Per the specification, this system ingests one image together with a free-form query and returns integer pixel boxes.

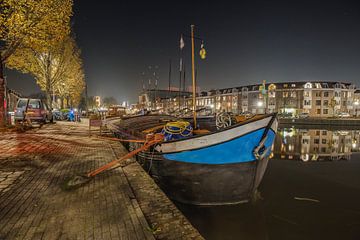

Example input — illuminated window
[316,109,321,114]
[323,109,328,114]
[322,139,327,144]
[323,100,328,106]
[304,82,312,88]
[283,92,289,97]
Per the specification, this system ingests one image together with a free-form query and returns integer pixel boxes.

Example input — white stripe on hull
[157,116,275,153]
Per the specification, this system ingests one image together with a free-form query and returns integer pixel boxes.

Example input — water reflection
[275,127,360,161]
[176,126,360,240]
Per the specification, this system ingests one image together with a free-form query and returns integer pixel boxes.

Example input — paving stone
[0,121,203,240]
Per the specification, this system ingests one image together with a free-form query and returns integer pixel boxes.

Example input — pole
[179,62,182,110]
[0,54,5,126]
[183,64,186,108]
[168,60,171,111]
[191,25,197,128]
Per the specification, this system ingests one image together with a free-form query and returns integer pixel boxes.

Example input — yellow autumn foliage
[7,36,85,107]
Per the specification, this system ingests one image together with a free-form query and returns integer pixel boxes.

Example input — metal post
[191,25,197,128]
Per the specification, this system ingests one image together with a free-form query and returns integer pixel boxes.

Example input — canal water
[176,126,360,240]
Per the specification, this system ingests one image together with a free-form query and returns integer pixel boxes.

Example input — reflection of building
[141,81,357,117]
[274,128,357,161]
[94,96,101,108]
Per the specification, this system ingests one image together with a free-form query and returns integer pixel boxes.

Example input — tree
[54,38,85,108]
[0,0,73,125]
[7,36,82,107]
[103,97,118,108]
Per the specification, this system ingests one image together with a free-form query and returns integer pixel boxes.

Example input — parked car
[298,112,309,119]
[337,112,350,118]
[14,98,53,124]
[278,112,293,119]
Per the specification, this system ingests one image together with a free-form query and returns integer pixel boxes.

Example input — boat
[107,25,278,205]
[109,112,278,205]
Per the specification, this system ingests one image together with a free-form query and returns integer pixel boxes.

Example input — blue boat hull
[137,125,276,205]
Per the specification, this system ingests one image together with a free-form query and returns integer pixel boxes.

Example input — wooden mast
[191,25,197,128]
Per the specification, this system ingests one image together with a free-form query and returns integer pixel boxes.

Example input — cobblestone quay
[0,121,203,240]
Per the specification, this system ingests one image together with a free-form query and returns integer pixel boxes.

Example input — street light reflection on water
[176,126,360,240]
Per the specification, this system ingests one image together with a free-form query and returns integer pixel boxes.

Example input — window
[291,91,296,98]
[304,91,310,97]
[283,92,289,97]
[315,91,321,97]
[322,139,327,144]
[322,130,327,135]
[302,139,309,144]
[316,130,320,136]
[304,100,311,105]
[283,84,288,88]
[316,100,321,106]
[324,92,329,97]
[323,109,328,114]
[317,109,321,114]
[314,139,320,144]
[323,100,328,106]
[28,100,41,109]
[291,83,296,87]
[321,147,326,153]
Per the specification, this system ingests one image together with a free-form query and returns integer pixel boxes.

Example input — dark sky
[6,0,360,103]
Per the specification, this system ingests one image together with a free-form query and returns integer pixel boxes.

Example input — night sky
[6,0,360,103]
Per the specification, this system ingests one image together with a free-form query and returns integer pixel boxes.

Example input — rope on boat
[161,121,193,141]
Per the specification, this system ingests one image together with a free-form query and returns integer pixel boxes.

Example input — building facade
[148,81,357,117]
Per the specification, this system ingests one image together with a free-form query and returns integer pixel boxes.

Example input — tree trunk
[0,55,5,127]
[45,77,52,108]
[60,97,64,109]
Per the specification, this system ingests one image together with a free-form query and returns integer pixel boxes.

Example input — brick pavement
[0,121,203,240]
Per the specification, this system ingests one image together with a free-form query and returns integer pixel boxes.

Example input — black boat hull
[137,154,270,205]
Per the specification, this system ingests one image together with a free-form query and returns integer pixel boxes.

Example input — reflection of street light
[257,101,263,107]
